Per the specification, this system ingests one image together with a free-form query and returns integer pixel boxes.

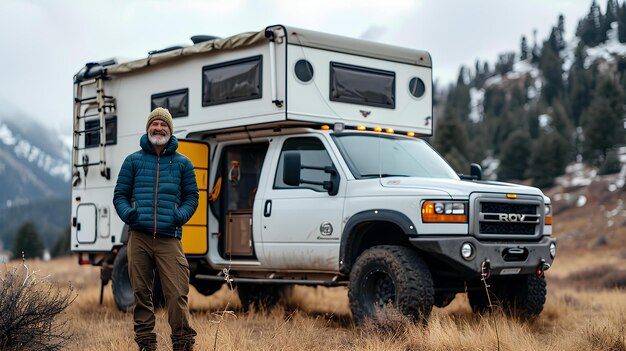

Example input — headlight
[545,204,552,225]
[550,242,556,258]
[422,201,468,223]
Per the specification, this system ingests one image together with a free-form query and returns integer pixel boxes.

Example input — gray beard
[148,133,170,146]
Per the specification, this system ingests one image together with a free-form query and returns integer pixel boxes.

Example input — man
[113,107,199,351]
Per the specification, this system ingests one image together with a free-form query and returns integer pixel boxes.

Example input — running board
[193,274,347,287]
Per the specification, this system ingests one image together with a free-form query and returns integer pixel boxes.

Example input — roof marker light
[407,132,415,137]
[506,193,517,199]
[385,128,395,134]
[357,125,367,131]
[321,125,330,130]
[373,127,382,132]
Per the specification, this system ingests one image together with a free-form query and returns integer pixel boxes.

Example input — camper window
[151,88,189,117]
[202,55,262,106]
[330,62,395,109]
[84,115,117,148]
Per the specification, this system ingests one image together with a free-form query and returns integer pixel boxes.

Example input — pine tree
[483,86,506,118]
[442,147,469,174]
[496,52,516,75]
[548,27,561,52]
[51,226,71,258]
[578,0,606,46]
[549,98,574,143]
[567,42,595,126]
[532,29,541,63]
[619,0,626,42]
[474,60,487,88]
[593,0,607,43]
[12,222,44,259]
[581,75,625,164]
[528,132,570,188]
[557,14,566,50]
[520,36,529,61]
[448,67,472,120]
[433,107,471,169]
[540,40,564,104]
[497,130,532,180]
[602,0,619,36]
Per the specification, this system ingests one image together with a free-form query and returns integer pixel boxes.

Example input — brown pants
[128,230,196,350]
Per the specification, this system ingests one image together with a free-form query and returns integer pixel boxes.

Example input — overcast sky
[0,0,592,136]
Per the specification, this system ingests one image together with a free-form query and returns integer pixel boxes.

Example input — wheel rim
[363,268,396,312]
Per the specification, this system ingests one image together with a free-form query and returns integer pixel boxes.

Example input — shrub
[0,262,76,350]
[567,265,626,290]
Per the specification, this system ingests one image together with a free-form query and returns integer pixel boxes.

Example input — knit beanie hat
[146,107,174,132]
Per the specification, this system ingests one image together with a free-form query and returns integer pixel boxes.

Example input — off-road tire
[348,245,434,325]
[502,274,547,319]
[468,274,546,319]
[191,279,224,296]
[237,284,292,312]
[434,292,457,308]
[112,246,165,312]
[467,285,493,314]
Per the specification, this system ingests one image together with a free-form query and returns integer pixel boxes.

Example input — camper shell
[71,25,555,323]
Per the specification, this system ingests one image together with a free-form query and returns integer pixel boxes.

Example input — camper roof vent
[148,45,187,55]
[190,35,220,44]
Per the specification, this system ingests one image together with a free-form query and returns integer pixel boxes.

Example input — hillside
[433,0,626,189]
[548,162,626,252]
[0,112,71,252]
[0,114,70,207]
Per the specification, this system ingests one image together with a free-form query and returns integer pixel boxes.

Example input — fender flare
[339,209,417,274]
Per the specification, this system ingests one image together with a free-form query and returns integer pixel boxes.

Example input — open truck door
[177,139,210,256]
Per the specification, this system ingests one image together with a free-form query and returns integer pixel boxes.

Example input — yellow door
[177,139,210,256]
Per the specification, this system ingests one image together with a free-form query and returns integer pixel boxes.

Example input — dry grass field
[7,245,625,351]
[3,176,625,350]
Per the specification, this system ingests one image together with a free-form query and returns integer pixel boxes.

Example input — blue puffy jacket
[113,134,199,239]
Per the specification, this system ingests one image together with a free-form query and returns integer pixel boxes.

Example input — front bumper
[409,236,555,277]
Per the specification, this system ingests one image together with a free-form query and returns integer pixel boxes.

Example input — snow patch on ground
[576,195,587,207]
[585,23,626,68]
[555,163,598,188]
[469,88,484,123]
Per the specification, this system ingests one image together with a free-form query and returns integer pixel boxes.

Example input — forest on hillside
[433,0,626,188]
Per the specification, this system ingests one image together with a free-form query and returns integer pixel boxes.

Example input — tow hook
[481,259,491,279]
[536,259,551,277]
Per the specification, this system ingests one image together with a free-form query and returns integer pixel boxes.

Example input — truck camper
[71,25,555,323]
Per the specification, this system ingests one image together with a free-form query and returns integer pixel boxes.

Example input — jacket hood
[140,134,178,156]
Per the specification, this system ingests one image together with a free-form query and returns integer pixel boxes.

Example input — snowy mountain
[461,21,626,181]
[0,112,71,208]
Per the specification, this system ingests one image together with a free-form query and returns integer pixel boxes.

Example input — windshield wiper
[359,174,410,178]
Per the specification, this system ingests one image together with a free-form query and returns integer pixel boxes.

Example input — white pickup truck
[70,24,556,323]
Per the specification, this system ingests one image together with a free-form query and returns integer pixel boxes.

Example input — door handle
[264,200,272,217]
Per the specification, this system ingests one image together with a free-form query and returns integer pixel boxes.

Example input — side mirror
[283,151,302,186]
[282,150,340,195]
[470,163,482,181]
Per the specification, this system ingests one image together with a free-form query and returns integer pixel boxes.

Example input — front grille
[477,200,540,236]
[479,222,536,235]
[481,202,536,214]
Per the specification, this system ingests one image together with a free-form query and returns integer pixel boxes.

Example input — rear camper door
[177,139,210,256]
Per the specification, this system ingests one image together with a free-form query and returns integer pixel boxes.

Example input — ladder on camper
[72,77,116,182]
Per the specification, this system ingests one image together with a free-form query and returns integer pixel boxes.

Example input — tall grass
[4,255,625,351]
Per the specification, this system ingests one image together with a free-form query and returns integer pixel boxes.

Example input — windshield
[332,133,459,179]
